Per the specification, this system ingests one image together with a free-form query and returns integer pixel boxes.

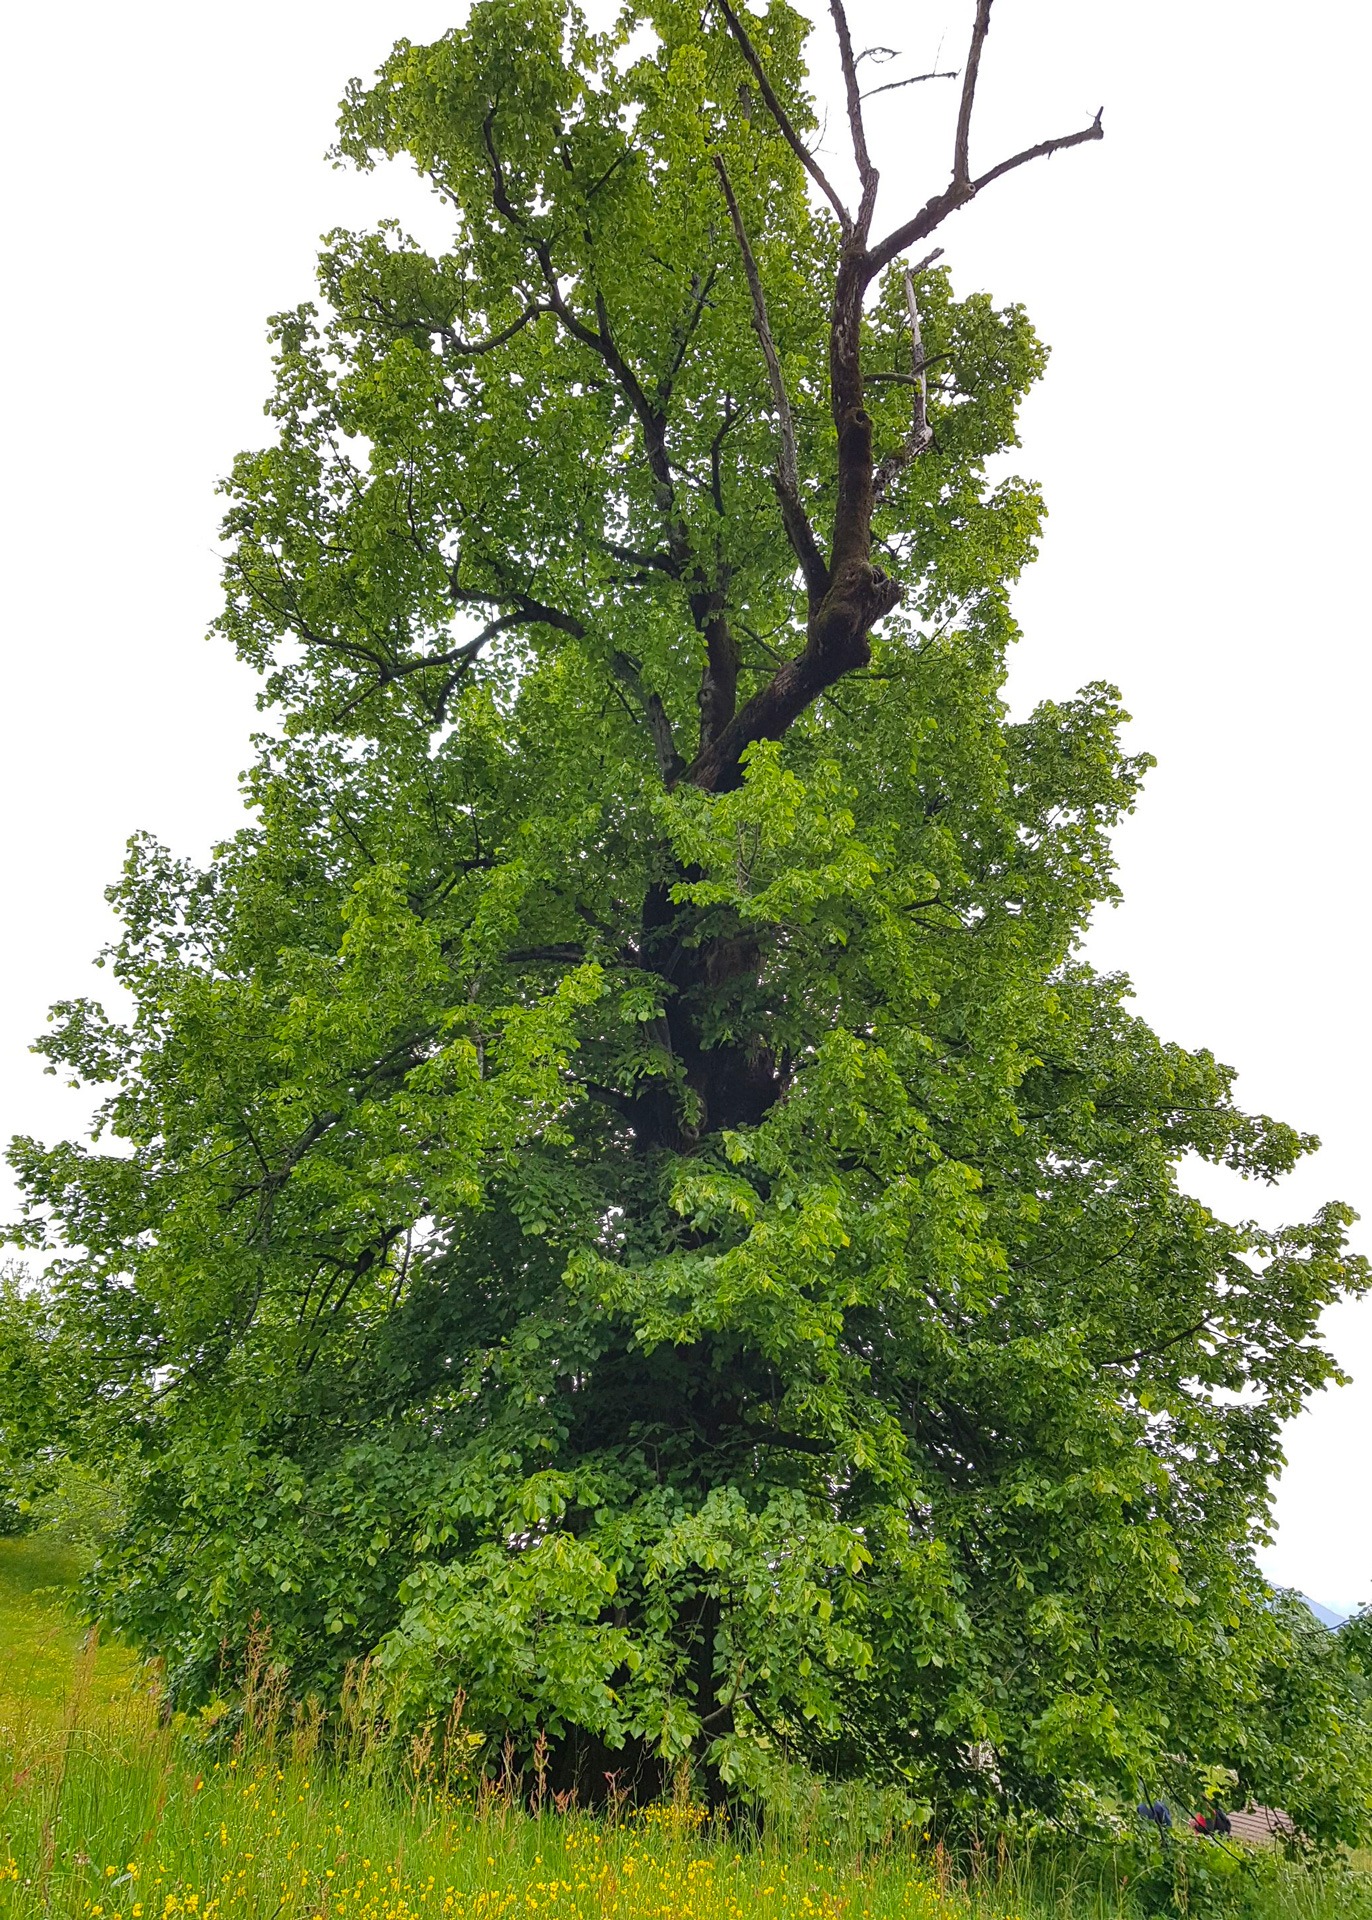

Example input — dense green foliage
[5,0,1369,1842]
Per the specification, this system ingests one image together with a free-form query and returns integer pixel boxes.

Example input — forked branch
[866,101,1103,275]
[687,0,1103,793]
[431,595,587,724]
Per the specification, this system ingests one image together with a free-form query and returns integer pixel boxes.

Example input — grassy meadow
[0,1537,1367,1920]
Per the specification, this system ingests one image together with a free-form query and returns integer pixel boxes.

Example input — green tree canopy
[8,0,1368,1837]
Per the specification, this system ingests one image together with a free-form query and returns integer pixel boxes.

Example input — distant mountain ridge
[1300,1594,1352,1629]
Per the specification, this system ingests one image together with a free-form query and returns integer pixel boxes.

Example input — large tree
[9,0,1368,1833]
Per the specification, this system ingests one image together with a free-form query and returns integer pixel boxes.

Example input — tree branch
[954,0,995,190]
[708,396,746,516]
[873,259,939,503]
[683,566,896,793]
[861,69,958,101]
[659,265,720,406]
[1101,1317,1211,1371]
[865,107,1103,278]
[602,540,681,577]
[864,0,1102,281]
[692,591,741,754]
[459,583,587,641]
[748,1428,829,1457]
[431,586,588,723]
[970,113,1105,194]
[325,596,573,728]
[866,356,950,387]
[611,651,686,785]
[439,303,546,359]
[505,945,587,965]
[713,0,851,232]
[829,0,878,236]
[480,107,675,500]
[713,155,829,610]
[681,0,1101,793]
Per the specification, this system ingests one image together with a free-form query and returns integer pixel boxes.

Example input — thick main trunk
[543,1726,668,1809]
[694,600,739,754]
[630,884,784,1148]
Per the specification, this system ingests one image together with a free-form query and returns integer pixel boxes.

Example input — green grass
[0,1536,1365,1920]
[0,1537,148,1740]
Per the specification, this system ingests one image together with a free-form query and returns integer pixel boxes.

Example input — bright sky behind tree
[1,0,1368,1606]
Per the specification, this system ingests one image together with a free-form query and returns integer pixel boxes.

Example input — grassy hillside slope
[0,1538,146,1740]
[0,1537,1364,1920]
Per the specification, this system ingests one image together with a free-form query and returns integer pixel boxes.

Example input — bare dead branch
[905,264,935,431]
[954,0,995,190]
[713,0,851,232]
[713,154,829,608]
[861,70,959,101]
[683,5,1101,794]
[828,0,878,234]
[874,264,938,503]
[972,111,1105,192]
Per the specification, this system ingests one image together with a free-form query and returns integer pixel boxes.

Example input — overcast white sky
[2,2,1367,1606]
